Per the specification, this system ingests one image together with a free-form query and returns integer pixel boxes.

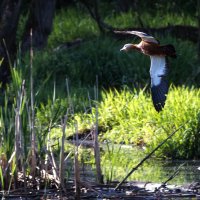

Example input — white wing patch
[150,56,167,86]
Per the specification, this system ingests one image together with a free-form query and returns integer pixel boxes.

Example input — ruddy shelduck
[115,30,176,112]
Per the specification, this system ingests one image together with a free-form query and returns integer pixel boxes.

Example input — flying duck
[115,30,176,112]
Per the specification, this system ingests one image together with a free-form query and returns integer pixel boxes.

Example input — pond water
[79,142,200,186]
[122,159,200,185]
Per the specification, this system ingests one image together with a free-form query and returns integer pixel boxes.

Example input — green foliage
[16,13,29,43]
[12,4,200,170]
[71,86,200,159]
[36,98,67,150]
[15,0,198,50]
[48,7,99,48]
[47,4,197,49]
[20,5,198,102]
[29,35,199,96]
[101,144,144,182]
[0,63,31,189]
[1,0,199,190]
[105,10,196,28]
[0,165,4,189]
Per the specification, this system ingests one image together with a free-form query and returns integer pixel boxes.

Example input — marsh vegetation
[0,0,200,199]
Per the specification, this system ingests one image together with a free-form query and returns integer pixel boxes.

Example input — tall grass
[0,51,73,191]
[0,66,28,189]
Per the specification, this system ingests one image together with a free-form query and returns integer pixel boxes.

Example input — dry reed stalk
[50,142,60,184]
[15,108,20,177]
[43,121,60,190]
[64,151,72,162]
[66,78,74,114]
[44,148,60,186]
[93,76,103,184]
[44,120,60,188]
[3,152,15,177]
[63,131,92,164]
[19,81,27,192]
[158,162,186,190]
[74,122,81,200]
[14,80,26,187]
[30,29,36,177]
[59,114,67,188]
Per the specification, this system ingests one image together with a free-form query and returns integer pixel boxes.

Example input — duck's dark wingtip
[151,80,169,112]
[154,103,164,112]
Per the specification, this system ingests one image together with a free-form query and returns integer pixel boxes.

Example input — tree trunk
[22,0,56,52]
[0,0,22,86]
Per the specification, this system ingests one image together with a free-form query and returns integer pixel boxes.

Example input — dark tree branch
[79,0,114,32]
[80,0,198,44]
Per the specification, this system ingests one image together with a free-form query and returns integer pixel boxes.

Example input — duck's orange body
[115,30,177,112]
[125,41,176,58]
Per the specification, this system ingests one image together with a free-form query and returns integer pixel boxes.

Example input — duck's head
[120,43,136,52]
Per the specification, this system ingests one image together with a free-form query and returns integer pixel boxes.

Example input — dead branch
[93,76,103,184]
[74,122,81,200]
[30,29,37,177]
[79,0,114,32]
[59,114,68,187]
[157,162,186,190]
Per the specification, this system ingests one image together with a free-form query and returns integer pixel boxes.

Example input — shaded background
[0,0,199,90]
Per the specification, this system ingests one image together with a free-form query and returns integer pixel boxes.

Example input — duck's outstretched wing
[150,56,169,112]
[114,30,159,44]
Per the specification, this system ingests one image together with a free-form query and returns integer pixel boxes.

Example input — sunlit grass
[69,86,200,159]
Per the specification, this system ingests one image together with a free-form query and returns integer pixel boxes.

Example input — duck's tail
[162,44,177,58]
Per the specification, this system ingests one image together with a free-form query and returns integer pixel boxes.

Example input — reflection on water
[76,141,200,185]
[83,143,200,185]
[128,159,200,185]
